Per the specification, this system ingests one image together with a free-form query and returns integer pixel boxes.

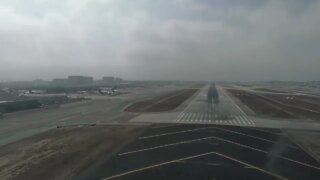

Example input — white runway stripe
[247,117,255,125]
[235,116,241,124]
[191,113,196,121]
[179,113,186,121]
[202,113,206,121]
[176,113,184,122]
[186,113,192,121]
[195,113,201,121]
[176,111,255,126]
[206,112,210,120]
[238,116,247,125]
[245,116,253,125]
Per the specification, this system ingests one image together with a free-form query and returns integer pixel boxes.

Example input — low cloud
[0,0,319,81]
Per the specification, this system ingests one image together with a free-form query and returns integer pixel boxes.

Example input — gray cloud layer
[0,0,319,81]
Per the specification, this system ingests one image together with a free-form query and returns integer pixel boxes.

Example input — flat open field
[228,89,320,120]
[253,88,286,93]
[0,125,146,180]
[263,94,320,119]
[125,89,198,112]
[227,89,294,118]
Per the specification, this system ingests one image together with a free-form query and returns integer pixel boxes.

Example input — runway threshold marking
[174,112,183,122]
[103,151,287,180]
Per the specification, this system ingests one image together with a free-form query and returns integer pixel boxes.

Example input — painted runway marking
[104,152,216,180]
[135,135,318,170]
[208,126,297,149]
[104,151,287,180]
[152,124,182,129]
[139,126,216,140]
[176,113,256,126]
[119,137,215,156]
[249,127,285,136]
[213,152,288,180]
[219,87,247,116]
[212,136,320,170]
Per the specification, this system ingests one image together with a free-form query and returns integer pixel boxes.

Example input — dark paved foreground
[80,124,320,180]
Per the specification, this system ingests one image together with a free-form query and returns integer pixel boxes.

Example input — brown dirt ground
[125,89,198,112]
[264,94,320,113]
[228,89,320,120]
[0,125,147,180]
[227,89,294,118]
[254,88,286,93]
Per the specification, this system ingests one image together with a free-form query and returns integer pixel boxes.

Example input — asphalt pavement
[81,124,320,180]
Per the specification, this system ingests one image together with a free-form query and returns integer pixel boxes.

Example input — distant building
[115,77,123,82]
[67,76,93,85]
[32,79,49,86]
[102,76,115,82]
[52,78,69,86]
[52,76,93,86]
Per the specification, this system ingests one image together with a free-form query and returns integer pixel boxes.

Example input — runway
[131,85,320,131]
[131,85,255,126]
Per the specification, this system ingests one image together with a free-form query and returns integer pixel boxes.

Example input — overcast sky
[0,0,320,81]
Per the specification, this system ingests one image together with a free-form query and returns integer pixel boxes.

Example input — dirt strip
[0,125,147,180]
[125,89,198,112]
[228,89,320,120]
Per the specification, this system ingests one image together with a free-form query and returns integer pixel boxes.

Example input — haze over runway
[1,0,320,179]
